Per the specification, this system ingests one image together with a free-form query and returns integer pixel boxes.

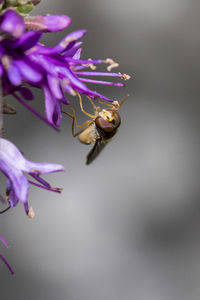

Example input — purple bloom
[0,138,64,216]
[0,9,130,128]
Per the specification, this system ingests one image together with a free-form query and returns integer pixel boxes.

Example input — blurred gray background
[1,0,200,299]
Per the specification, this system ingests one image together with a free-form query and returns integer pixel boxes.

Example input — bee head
[95,109,121,133]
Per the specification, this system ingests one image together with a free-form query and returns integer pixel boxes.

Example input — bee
[63,93,128,164]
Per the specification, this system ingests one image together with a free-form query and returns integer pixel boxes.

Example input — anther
[121,73,131,80]
[27,207,35,219]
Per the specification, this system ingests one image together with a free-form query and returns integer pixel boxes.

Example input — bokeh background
[1,0,200,299]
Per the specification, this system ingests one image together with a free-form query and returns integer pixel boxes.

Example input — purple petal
[0,9,25,38]
[7,62,22,86]
[62,42,82,57]
[58,30,86,52]
[15,60,42,83]
[18,87,34,101]
[12,31,42,51]
[43,85,57,125]
[40,15,71,32]
[47,75,63,99]
[6,170,29,205]
[25,160,65,174]
[0,64,3,76]
[36,30,86,55]
[0,138,29,172]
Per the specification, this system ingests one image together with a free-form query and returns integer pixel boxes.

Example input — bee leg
[98,99,114,108]
[86,96,99,116]
[72,121,94,138]
[98,94,130,110]
[62,107,94,137]
[76,92,96,119]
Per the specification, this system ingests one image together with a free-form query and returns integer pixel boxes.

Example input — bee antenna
[119,94,130,108]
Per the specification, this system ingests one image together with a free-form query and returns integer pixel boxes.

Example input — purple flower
[0,9,130,128]
[0,138,64,217]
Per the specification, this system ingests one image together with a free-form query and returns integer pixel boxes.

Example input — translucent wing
[86,139,107,165]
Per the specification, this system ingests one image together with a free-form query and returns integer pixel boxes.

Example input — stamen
[0,234,9,248]
[75,71,123,77]
[82,59,96,70]
[79,78,124,87]
[28,180,62,193]
[0,254,14,275]
[104,58,119,71]
[27,207,35,219]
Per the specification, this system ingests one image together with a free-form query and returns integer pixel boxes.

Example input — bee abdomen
[78,124,98,145]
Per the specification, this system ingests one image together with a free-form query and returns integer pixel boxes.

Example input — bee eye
[111,110,121,128]
[95,110,121,133]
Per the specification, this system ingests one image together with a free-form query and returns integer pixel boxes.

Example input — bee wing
[86,139,107,165]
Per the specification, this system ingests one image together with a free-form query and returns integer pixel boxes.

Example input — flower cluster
[0,1,130,274]
[0,9,129,128]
